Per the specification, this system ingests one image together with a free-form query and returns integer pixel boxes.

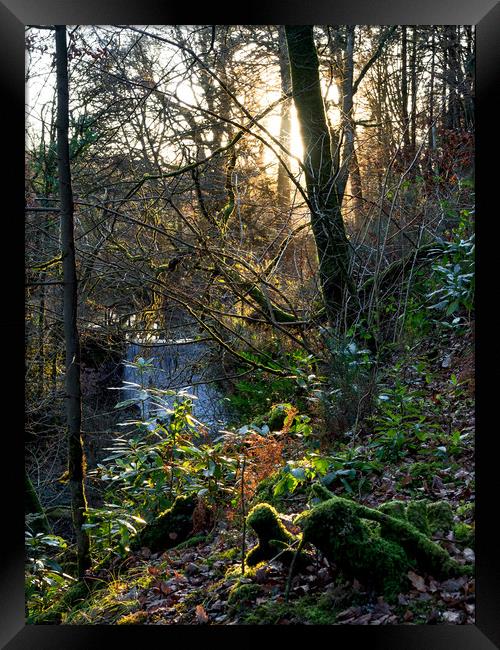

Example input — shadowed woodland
[25,24,475,625]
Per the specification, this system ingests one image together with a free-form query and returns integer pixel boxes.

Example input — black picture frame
[4,1,498,647]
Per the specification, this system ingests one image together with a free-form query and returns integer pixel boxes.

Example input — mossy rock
[427,501,454,534]
[246,503,297,567]
[132,494,198,553]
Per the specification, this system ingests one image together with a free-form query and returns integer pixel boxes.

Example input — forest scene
[25,24,475,626]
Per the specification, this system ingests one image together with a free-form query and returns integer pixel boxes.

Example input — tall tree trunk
[336,26,364,229]
[350,147,365,231]
[401,27,411,153]
[410,27,417,157]
[285,26,352,324]
[55,24,91,577]
[277,26,292,211]
[428,27,436,155]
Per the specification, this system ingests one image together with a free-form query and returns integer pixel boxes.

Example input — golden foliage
[241,432,285,500]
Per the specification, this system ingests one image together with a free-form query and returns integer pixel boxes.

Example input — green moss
[267,404,291,431]
[132,494,197,553]
[406,500,431,535]
[427,501,454,533]
[456,502,474,518]
[378,500,408,522]
[30,579,93,625]
[405,461,443,484]
[241,592,340,625]
[173,534,207,550]
[300,494,463,596]
[453,522,474,548]
[219,547,239,561]
[310,482,336,503]
[116,610,148,625]
[300,498,409,599]
[246,503,298,567]
[227,583,263,612]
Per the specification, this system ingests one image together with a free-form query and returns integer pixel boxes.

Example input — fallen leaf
[408,571,427,592]
[195,604,209,624]
[159,581,173,596]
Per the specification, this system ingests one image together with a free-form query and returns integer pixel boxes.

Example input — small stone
[440,577,465,592]
[185,562,199,576]
[318,567,330,582]
[463,548,475,563]
[418,592,432,601]
[442,610,464,624]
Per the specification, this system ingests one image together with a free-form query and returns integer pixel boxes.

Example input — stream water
[122,334,230,435]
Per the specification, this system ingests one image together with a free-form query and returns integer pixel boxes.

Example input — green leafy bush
[311,335,375,436]
[426,231,474,327]
[25,532,76,620]
[86,360,238,560]
[370,382,441,462]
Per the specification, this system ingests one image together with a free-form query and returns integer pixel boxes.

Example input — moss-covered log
[303,490,465,583]
[300,497,410,598]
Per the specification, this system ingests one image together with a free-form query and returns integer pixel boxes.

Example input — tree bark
[285,26,352,324]
[410,27,417,157]
[277,26,292,211]
[55,24,91,577]
[401,27,411,153]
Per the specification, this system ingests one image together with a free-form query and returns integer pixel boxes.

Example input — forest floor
[54,322,475,626]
